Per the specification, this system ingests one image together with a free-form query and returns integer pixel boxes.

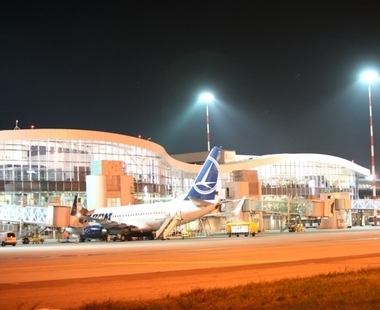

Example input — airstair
[154,213,183,240]
[195,217,213,237]
[154,215,173,239]
[21,224,45,237]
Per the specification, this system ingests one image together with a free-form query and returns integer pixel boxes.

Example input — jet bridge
[0,205,46,225]
[0,204,75,237]
[238,194,354,230]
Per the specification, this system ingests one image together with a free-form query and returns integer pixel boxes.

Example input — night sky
[1,1,380,171]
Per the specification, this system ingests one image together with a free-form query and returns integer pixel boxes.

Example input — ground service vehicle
[288,221,305,232]
[226,221,259,237]
[0,231,17,246]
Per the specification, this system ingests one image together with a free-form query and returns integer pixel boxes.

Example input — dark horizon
[1,1,380,172]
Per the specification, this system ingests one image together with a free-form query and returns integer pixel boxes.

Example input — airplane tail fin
[70,195,78,216]
[70,195,90,217]
[184,146,221,201]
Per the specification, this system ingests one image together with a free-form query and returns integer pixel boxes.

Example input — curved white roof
[220,153,370,177]
[0,128,202,173]
[0,129,370,177]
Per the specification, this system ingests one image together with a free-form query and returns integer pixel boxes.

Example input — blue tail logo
[184,146,221,200]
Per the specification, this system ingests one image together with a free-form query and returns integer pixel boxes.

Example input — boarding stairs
[19,225,49,243]
[195,217,213,237]
[155,213,183,240]
[280,220,291,233]
[155,214,173,239]
[21,224,45,238]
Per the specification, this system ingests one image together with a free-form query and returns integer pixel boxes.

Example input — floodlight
[361,70,379,83]
[199,92,214,103]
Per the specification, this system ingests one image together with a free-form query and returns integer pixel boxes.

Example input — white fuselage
[91,199,218,232]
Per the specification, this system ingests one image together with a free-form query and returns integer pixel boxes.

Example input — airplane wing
[188,196,218,207]
[203,212,223,217]
[82,216,151,231]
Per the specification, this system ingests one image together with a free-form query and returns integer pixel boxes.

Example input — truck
[226,221,259,237]
[0,231,17,247]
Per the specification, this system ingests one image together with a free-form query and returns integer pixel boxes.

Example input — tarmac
[17,224,380,245]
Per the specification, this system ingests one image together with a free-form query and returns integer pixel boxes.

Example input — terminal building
[0,128,378,232]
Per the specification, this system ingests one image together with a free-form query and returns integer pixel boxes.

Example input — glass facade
[218,155,368,202]
[0,130,370,210]
[257,160,359,200]
[0,137,197,207]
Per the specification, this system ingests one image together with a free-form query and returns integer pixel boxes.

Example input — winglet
[232,196,246,218]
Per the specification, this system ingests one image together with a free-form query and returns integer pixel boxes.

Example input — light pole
[361,70,379,225]
[199,92,214,152]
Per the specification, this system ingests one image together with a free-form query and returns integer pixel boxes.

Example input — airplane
[66,146,222,242]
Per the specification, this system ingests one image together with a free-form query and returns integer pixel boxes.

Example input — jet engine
[82,226,108,240]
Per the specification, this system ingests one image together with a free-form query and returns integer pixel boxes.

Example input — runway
[1,228,380,309]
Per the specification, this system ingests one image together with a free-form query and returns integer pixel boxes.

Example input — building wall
[0,129,203,207]
[0,129,371,209]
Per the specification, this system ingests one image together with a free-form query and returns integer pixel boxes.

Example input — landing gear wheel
[22,237,30,244]
[126,234,132,241]
[120,234,126,242]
